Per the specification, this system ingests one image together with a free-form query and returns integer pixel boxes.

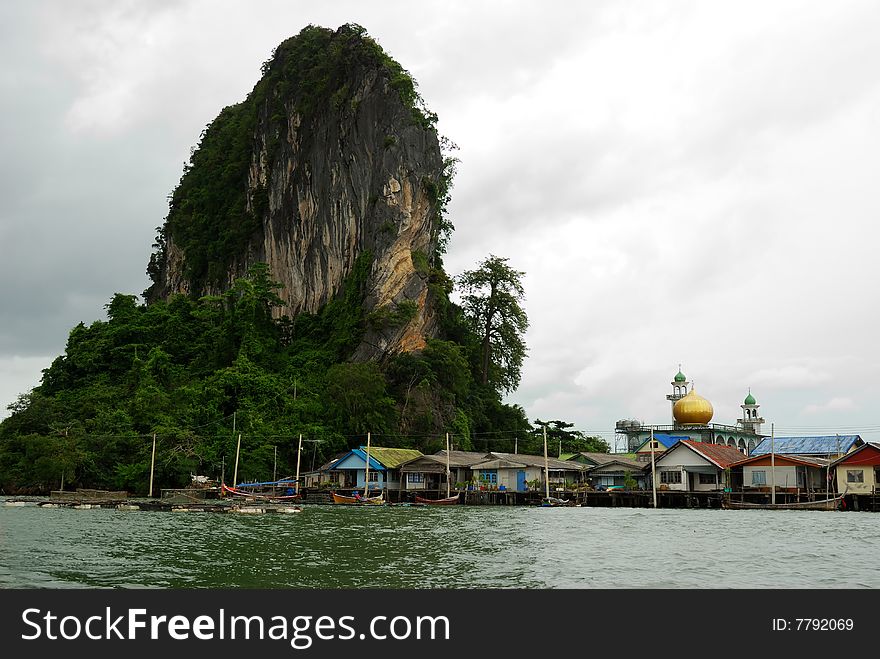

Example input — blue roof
[639,433,687,450]
[653,433,689,448]
[329,449,386,472]
[751,435,862,456]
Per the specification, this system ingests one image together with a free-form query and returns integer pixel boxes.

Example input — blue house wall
[331,450,387,491]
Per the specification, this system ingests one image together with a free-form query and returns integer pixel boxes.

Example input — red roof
[679,440,747,468]
[730,453,829,469]
[830,442,880,467]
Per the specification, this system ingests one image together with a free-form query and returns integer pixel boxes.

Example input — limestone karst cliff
[146,24,448,360]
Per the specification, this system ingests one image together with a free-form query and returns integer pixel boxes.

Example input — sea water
[1,502,876,588]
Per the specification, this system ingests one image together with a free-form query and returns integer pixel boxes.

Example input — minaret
[738,389,765,435]
[666,365,689,423]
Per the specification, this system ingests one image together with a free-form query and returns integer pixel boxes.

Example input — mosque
[615,366,767,457]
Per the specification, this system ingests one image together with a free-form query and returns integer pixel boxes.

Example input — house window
[660,471,682,484]
[751,470,767,485]
[846,470,864,483]
[368,472,379,482]
[407,473,423,483]
[698,473,717,485]
[479,470,497,484]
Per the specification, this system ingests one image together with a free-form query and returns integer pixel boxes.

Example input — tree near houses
[457,255,529,394]
[532,419,611,456]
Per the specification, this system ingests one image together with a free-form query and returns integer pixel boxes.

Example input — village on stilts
[8,367,880,515]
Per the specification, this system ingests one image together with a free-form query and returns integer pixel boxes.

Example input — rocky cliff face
[147,25,445,360]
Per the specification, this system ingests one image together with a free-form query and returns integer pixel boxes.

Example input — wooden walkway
[7,488,876,511]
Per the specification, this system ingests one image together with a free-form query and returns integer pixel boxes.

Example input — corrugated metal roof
[488,452,587,471]
[399,450,491,472]
[731,453,830,468]
[434,450,494,466]
[570,452,618,465]
[678,440,747,468]
[316,454,345,472]
[357,447,423,469]
[830,442,880,467]
[472,458,529,470]
[589,460,644,474]
[751,436,862,456]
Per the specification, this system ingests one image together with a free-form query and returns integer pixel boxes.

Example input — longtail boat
[722,493,844,511]
[331,491,384,505]
[414,494,460,505]
[221,483,301,502]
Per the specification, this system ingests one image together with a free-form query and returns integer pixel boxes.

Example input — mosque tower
[666,365,689,423]
[738,389,765,435]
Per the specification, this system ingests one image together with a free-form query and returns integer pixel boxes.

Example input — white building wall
[656,466,686,491]
[836,464,875,494]
[655,444,721,491]
[662,446,712,467]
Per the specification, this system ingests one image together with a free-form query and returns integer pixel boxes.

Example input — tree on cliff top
[458,255,529,394]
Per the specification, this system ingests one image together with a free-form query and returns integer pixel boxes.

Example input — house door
[516,470,527,492]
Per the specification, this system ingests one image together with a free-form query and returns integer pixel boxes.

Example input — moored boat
[722,493,844,511]
[331,491,384,505]
[541,496,573,507]
[414,493,460,505]
[221,483,301,502]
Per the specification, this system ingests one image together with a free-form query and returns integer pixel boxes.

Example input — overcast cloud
[2,1,879,447]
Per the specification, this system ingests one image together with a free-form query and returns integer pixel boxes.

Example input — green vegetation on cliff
[0,25,604,495]
[0,262,542,494]
[147,23,440,294]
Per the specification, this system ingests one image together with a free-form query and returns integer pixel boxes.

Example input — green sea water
[1,502,877,588]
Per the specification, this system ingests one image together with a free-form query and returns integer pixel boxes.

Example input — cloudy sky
[2,0,879,447]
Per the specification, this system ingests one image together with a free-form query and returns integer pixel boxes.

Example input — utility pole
[446,432,451,499]
[543,425,550,501]
[61,428,68,492]
[770,423,776,505]
[295,434,303,495]
[364,432,372,496]
[651,427,657,509]
[233,433,242,488]
[149,433,157,498]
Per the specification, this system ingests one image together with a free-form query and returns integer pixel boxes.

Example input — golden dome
[673,387,714,425]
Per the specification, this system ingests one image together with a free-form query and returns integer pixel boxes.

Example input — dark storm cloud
[2,1,880,437]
